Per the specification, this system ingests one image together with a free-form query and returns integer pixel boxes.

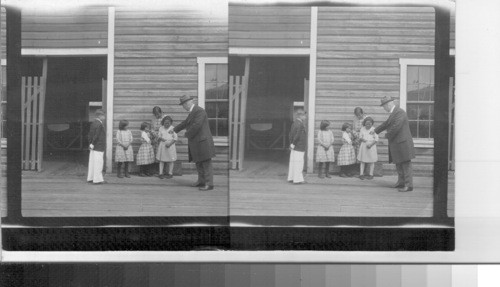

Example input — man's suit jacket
[88,119,106,152]
[374,106,415,164]
[289,118,307,152]
[174,105,215,163]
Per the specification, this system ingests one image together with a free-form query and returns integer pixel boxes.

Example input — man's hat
[380,96,395,106]
[178,95,194,105]
[95,109,105,116]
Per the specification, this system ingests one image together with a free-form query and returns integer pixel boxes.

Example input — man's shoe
[165,174,173,179]
[359,175,365,180]
[191,182,205,187]
[398,187,413,192]
[365,175,374,180]
[93,181,107,185]
[393,183,405,188]
[199,185,214,191]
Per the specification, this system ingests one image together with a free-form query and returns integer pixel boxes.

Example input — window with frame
[197,58,228,146]
[399,59,434,146]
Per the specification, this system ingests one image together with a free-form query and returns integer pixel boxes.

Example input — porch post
[5,7,23,223]
[306,6,318,173]
[433,7,451,219]
[105,6,115,172]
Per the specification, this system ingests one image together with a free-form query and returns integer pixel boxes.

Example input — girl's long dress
[136,131,155,165]
[357,126,379,163]
[115,130,134,162]
[156,126,178,162]
[315,130,335,162]
[151,114,166,159]
[337,131,356,166]
[352,115,367,162]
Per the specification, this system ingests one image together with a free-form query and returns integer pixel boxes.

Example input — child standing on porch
[337,122,356,177]
[136,122,155,177]
[115,120,134,178]
[316,120,335,178]
[156,116,177,179]
[357,117,378,180]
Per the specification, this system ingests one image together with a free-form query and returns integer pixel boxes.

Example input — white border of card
[3,0,500,262]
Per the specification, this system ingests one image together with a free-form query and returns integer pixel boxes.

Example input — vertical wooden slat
[30,77,38,170]
[401,265,427,287]
[21,77,25,169]
[24,77,32,170]
[325,265,350,287]
[233,77,241,169]
[427,265,451,287]
[225,264,251,287]
[229,76,236,169]
[38,57,48,172]
[351,265,376,287]
[239,57,250,170]
[174,264,200,287]
[448,76,454,171]
[148,264,175,287]
[200,264,225,287]
[250,265,275,287]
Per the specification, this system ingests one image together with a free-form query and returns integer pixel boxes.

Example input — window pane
[407,104,418,120]
[205,82,218,99]
[419,121,430,138]
[215,83,228,100]
[218,101,229,118]
[205,64,217,82]
[208,119,217,136]
[409,121,418,138]
[419,84,432,101]
[217,120,228,136]
[216,65,228,83]
[430,68,435,84]
[407,66,419,84]
[205,102,217,118]
[407,84,419,101]
[419,66,432,85]
[419,105,430,120]
[429,104,434,120]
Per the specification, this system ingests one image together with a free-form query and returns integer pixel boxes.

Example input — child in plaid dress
[136,122,155,177]
[156,116,177,179]
[357,117,379,180]
[337,122,356,177]
[115,120,134,178]
[316,120,335,179]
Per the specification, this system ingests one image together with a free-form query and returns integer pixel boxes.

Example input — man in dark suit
[87,109,106,184]
[174,95,216,191]
[374,96,415,192]
[287,109,307,184]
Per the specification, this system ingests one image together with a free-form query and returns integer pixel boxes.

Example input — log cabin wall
[113,8,229,172]
[1,7,6,216]
[315,6,436,175]
[21,6,108,50]
[229,6,310,49]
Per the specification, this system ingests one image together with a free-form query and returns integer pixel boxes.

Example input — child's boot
[117,162,123,178]
[325,163,332,178]
[124,162,131,178]
[318,163,324,179]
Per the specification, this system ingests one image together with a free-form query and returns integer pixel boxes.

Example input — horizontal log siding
[229,6,310,48]
[114,9,228,171]
[1,7,5,60]
[315,7,435,175]
[21,7,108,49]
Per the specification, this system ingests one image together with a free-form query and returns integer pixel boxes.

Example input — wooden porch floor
[19,172,229,217]
[229,172,454,218]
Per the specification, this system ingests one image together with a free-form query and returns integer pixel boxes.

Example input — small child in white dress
[156,116,177,179]
[357,117,379,180]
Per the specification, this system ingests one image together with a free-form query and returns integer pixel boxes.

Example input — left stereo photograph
[0,1,230,250]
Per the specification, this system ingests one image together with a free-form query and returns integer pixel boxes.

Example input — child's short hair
[161,116,173,126]
[341,122,351,131]
[354,107,364,116]
[363,117,374,126]
[152,106,162,115]
[140,121,150,131]
[320,120,330,131]
[118,120,129,130]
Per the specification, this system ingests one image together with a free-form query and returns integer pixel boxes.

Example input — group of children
[115,116,178,179]
[316,117,379,179]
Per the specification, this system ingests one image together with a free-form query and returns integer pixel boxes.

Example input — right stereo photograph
[228,2,455,251]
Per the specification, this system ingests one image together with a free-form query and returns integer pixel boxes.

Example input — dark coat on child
[289,118,307,152]
[88,119,106,152]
